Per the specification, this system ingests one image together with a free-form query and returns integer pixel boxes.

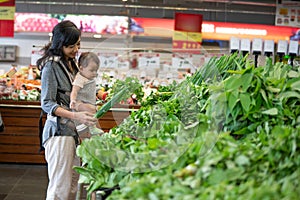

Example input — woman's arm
[40,62,59,115]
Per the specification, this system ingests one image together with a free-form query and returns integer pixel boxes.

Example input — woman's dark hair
[36,20,81,70]
[78,52,100,68]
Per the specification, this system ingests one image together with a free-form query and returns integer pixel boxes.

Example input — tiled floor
[0,164,48,200]
[0,164,88,200]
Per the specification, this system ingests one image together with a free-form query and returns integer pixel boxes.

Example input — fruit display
[0,66,41,101]
[74,53,300,199]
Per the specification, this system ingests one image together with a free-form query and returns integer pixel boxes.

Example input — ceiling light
[93,34,102,39]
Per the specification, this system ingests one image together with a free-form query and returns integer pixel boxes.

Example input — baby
[70,52,103,136]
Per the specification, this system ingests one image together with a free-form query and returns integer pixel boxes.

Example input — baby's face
[80,61,99,80]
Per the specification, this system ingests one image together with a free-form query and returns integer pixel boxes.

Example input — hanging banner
[0,0,15,37]
[275,0,300,27]
[172,13,202,54]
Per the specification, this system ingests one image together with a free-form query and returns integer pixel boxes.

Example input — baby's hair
[78,52,100,68]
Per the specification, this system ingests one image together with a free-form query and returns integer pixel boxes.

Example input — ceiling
[16,0,277,25]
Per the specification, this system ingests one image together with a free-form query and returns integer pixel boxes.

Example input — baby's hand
[70,100,76,109]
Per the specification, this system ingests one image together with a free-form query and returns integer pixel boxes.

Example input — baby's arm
[70,85,81,109]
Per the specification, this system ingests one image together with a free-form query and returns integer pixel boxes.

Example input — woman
[37,20,98,200]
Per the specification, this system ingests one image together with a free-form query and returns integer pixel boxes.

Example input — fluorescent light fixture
[93,34,102,38]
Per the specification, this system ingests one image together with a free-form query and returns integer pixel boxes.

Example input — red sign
[174,13,202,32]
[0,0,15,37]
[173,13,203,54]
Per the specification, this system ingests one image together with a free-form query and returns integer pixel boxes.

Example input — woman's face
[63,38,81,60]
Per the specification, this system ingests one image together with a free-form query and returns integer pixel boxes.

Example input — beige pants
[45,136,80,200]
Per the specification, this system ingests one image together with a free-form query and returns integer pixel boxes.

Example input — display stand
[0,100,140,164]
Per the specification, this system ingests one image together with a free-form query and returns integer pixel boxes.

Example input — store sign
[275,0,300,27]
[0,0,15,37]
[13,12,300,42]
[173,13,202,54]
[252,38,263,54]
[288,40,299,55]
[230,37,240,52]
[134,17,298,42]
[138,53,160,69]
[277,40,288,55]
[264,40,275,55]
[240,38,251,52]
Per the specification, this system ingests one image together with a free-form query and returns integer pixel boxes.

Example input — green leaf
[260,89,270,107]
[208,169,227,185]
[235,155,250,166]
[290,80,300,92]
[240,72,253,92]
[262,108,278,115]
[228,91,239,113]
[148,138,159,150]
[240,93,251,113]
[224,75,243,91]
[253,77,261,95]
[279,91,300,100]
[287,70,299,78]
[266,86,281,93]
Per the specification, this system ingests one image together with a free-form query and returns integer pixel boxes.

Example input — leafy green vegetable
[76,54,300,200]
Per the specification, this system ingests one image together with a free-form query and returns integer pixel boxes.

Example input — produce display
[0,66,41,101]
[74,53,300,199]
[94,77,144,119]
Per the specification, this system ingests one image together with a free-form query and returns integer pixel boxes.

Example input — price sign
[277,40,288,55]
[252,38,263,53]
[118,59,130,69]
[264,40,274,55]
[240,38,251,52]
[172,53,193,69]
[288,40,299,55]
[138,53,160,69]
[98,53,118,68]
[230,37,240,52]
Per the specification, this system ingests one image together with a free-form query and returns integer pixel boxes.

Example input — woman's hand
[73,111,98,127]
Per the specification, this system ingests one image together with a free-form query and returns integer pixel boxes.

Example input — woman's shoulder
[43,56,62,69]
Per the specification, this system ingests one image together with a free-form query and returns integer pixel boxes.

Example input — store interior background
[0,0,286,81]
